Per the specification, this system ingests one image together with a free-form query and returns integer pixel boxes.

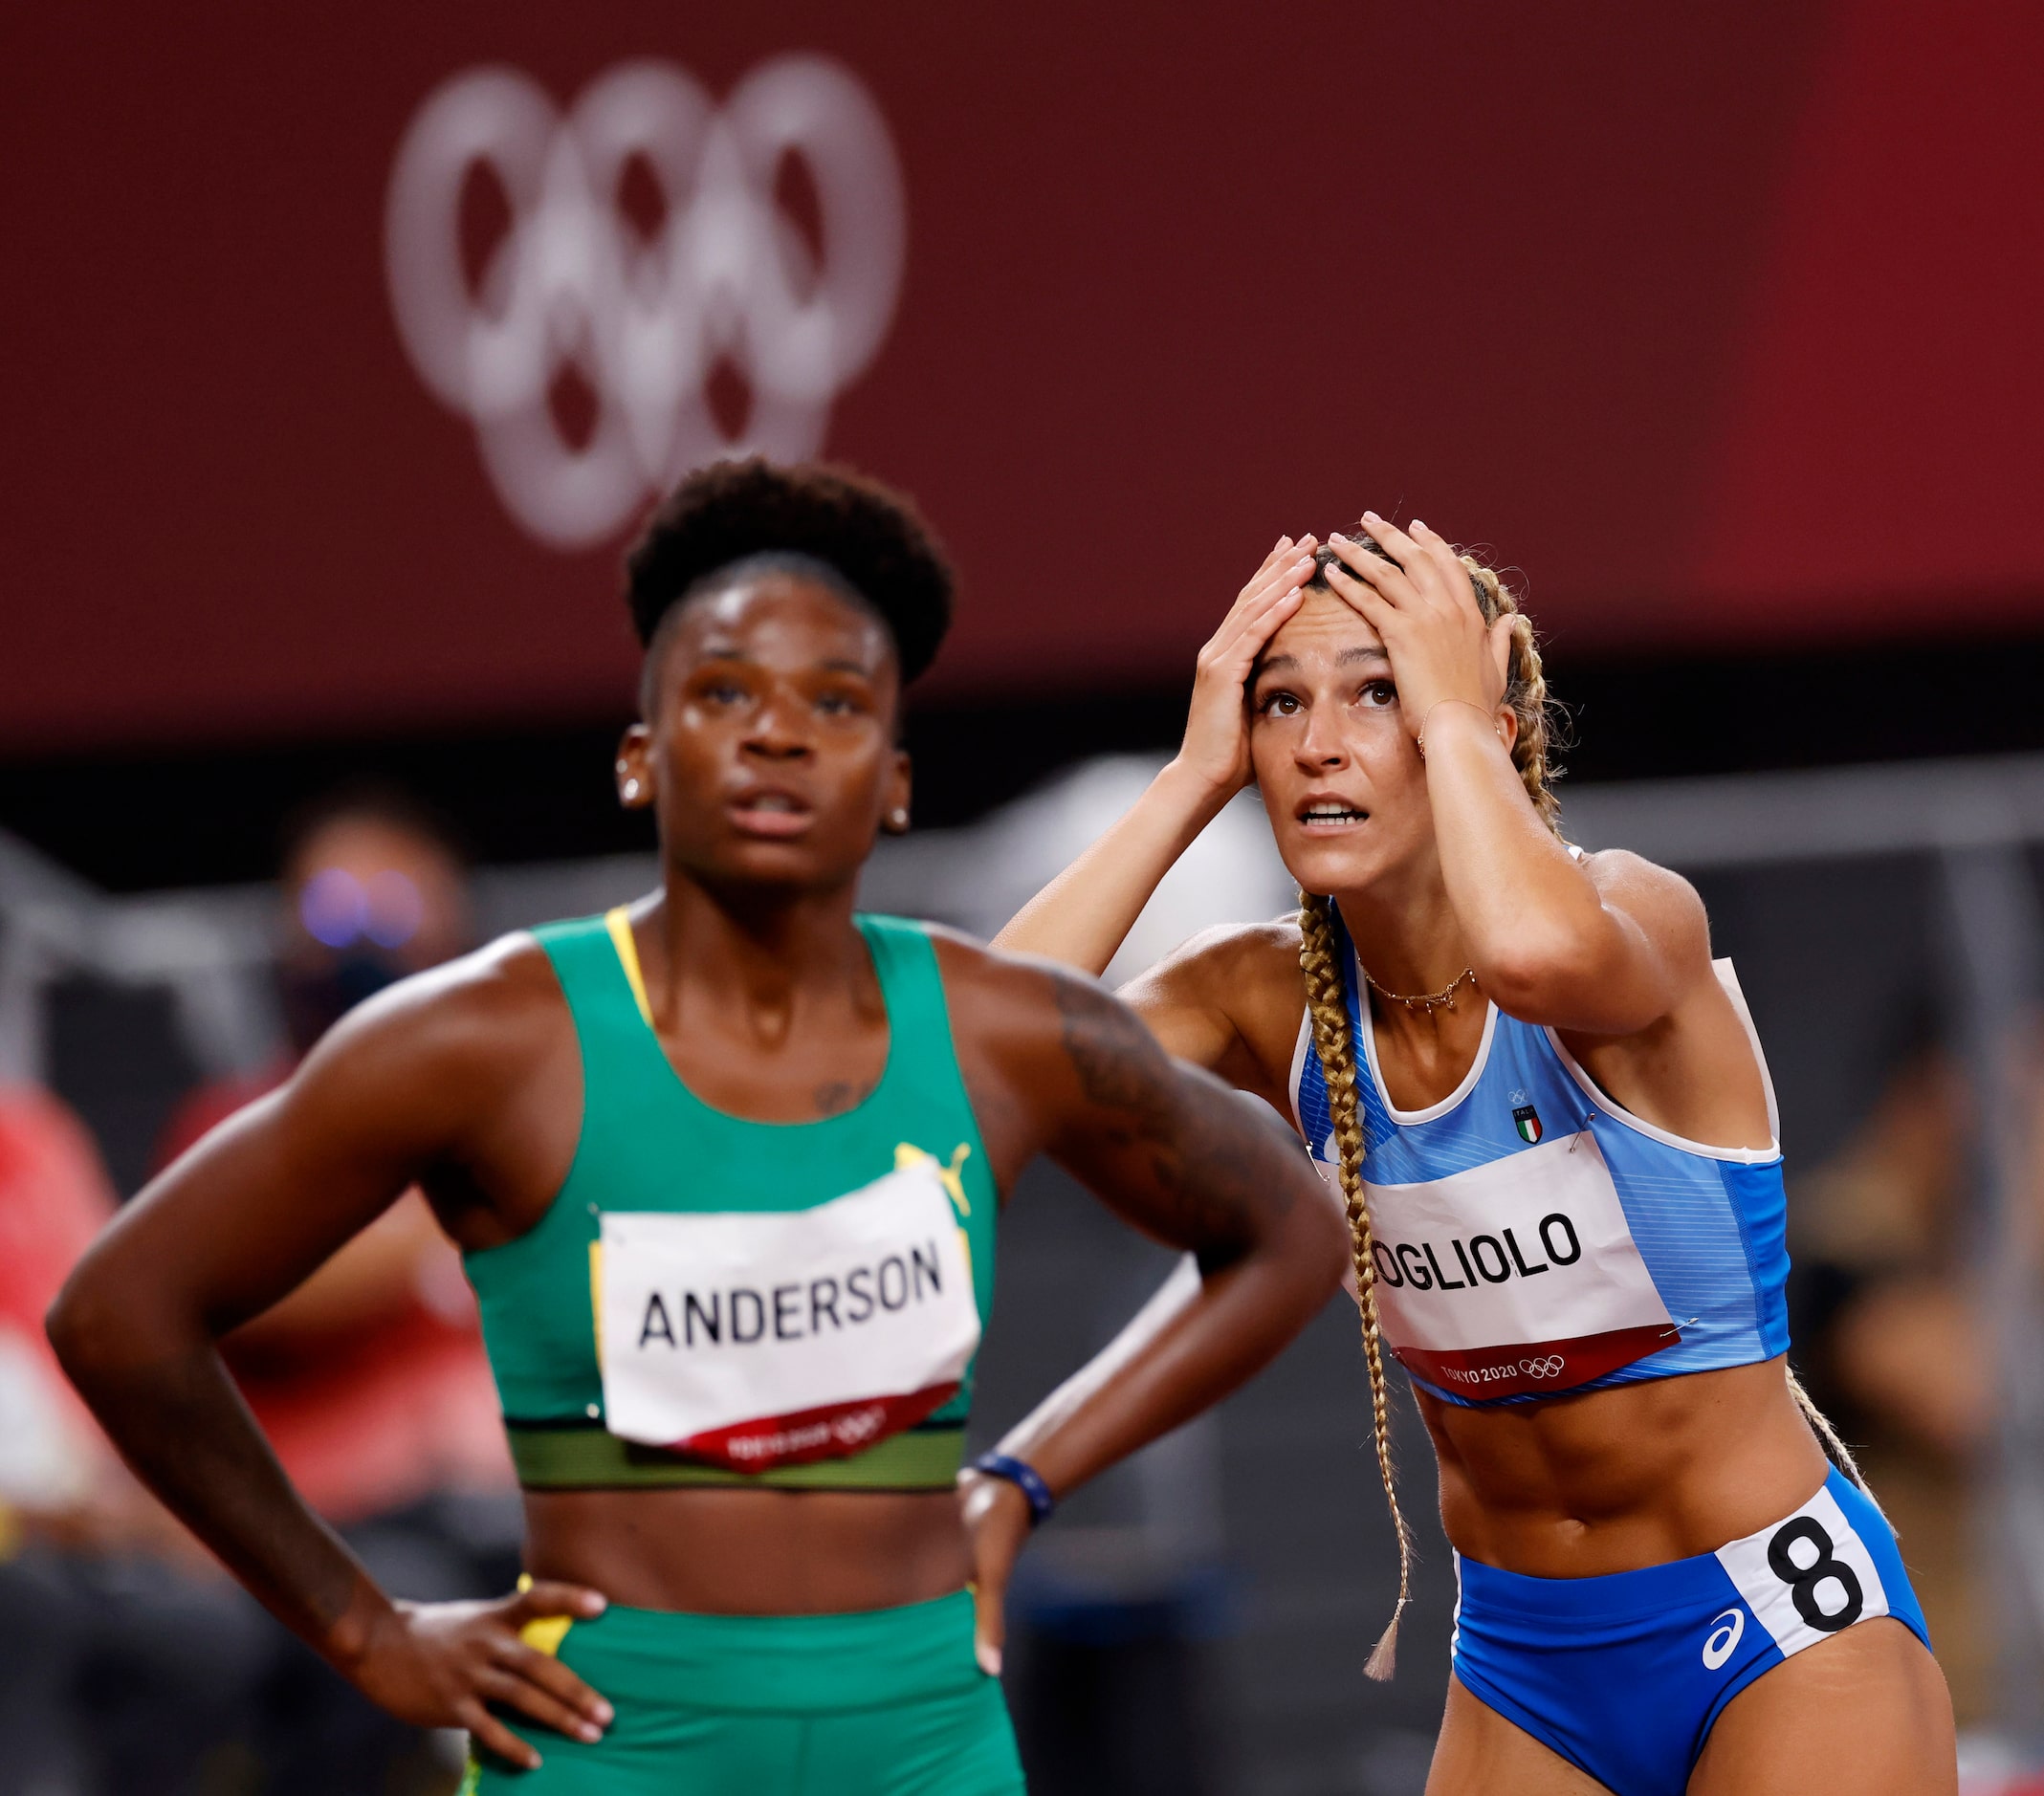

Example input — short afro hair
[625,458,955,685]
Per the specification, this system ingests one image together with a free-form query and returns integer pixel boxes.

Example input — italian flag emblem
[1512,1105,1543,1145]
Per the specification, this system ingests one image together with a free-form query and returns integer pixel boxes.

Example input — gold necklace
[1360,964,1478,1016]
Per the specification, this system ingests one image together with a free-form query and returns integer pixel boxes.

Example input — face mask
[276,952,406,1054]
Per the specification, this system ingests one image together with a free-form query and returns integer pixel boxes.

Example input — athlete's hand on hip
[1171,536,1318,798]
[958,1470,1032,1678]
[1320,515,1512,743]
[346,1581,614,1770]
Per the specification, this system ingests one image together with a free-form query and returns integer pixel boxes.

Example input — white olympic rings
[1517,1355,1566,1380]
[385,57,906,548]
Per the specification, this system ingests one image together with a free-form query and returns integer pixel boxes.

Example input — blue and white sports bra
[1290,910,1790,1408]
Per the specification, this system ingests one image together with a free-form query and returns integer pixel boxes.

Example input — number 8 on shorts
[1716,1478,1889,1660]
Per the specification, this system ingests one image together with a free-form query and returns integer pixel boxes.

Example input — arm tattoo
[1053,975,1178,1141]
[1051,975,1296,1259]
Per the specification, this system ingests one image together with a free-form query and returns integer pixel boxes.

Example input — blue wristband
[969,1453,1056,1527]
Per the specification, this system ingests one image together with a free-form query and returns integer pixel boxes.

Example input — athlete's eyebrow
[818,656,876,676]
[1252,646,1390,682]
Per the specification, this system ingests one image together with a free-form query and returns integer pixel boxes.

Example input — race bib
[597,1161,980,1470]
[1356,1130,1677,1400]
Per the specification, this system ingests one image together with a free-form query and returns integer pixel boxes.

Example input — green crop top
[464,909,999,1491]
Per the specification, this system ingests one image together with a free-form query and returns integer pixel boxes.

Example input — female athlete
[47,460,1346,1795]
[996,516,1957,1796]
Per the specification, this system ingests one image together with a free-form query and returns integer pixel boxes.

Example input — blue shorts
[1451,1468,1930,1796]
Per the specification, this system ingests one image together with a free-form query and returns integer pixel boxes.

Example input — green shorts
[462,1590,1024,1795]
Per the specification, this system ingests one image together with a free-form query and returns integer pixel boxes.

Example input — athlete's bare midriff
[1196,926,1825,1582]
[1418,1355,1830,1578]
[524,1486,972,1614]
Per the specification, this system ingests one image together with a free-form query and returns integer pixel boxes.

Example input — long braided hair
[1295,533,1558,1677]
[1294,532,1870,1676]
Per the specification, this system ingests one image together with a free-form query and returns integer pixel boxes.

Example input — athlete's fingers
[476,1663,604,1744]
[457,1696,543,1772]
[1324,534,1414,608]
[1201,559,1312,668]
[489,1634,613,1728]
[1357,511,1428,578]
[1319,556,1401,632]
[972,1567,1008,1678]
[1488,613,1515,692]
[508,1580,609,1625]
[1408,519,1486,621]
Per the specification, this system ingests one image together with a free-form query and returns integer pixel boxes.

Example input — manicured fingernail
[977,1643,1003,1676]
[579,1723,603,1742]
[1410,518,1427,532]
[594,1701,614,1724]
[1362,511,1382,522]
[1329,531,1350,544]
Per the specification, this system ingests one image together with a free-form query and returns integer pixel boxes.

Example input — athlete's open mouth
[728,787,815,839]
[1298,800,1369,830]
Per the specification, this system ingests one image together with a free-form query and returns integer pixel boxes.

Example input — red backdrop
[5,0,2041,754]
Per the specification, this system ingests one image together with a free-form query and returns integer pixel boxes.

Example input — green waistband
[506,1422,967,1491]
[523,1590,985,1713]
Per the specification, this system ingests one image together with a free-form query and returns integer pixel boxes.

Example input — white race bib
[597,1162,980,1469]
[1356,1130,1677,1399]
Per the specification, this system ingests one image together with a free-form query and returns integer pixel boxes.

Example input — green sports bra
[463,909,999,1492]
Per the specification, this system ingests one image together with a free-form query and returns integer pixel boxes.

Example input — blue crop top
[1290,912,1790,1407]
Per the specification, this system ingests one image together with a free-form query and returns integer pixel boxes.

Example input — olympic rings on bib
[1517,1354,1566,1380]
[385,57,906,547]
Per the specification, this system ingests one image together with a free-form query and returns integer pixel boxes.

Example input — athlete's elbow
[46,1239,177,1395]
[1472,923,1608,1016]
[1263,1164,1350,1302]
[46,1254,125,1390]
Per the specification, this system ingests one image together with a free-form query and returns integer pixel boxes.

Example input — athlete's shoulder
[1575,847,1711,956]
[920,921,1091,1021]
[1140,916,1306,990]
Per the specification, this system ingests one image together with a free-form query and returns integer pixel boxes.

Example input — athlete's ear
[880,748,912,836]
[616,725,656,810]
[1493,706,1520,756]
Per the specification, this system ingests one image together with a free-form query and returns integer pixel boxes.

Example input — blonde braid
[1297,889,1414,1679]
[1462,559,1562,834]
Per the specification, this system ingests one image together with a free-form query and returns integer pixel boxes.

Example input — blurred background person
[151,792,516,1795]
[0,1083,273,1796]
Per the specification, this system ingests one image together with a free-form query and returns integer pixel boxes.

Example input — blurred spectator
[157,792,510,1528]
[149,792,517,1794]
[0,1084,273,1796]
[1788,1048,2038,1725]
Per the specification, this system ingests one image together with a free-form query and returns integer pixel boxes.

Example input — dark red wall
[5,1,2039,754]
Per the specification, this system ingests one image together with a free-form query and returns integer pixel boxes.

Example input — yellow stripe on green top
[462,910,999,1492]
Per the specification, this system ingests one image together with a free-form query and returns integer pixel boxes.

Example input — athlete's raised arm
[1316,516,1714,1038]
[992,537,1317,983]
[939,939,1348,1670]
[45,946,615,1771]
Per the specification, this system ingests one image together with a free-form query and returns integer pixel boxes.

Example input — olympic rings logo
[1517,1355,1566,1380]
[385,57,906,548]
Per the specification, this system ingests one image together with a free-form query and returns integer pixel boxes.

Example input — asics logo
[1702,1608,1745,1670]
[1517,1355,1566,1380]
[385,57,906,548]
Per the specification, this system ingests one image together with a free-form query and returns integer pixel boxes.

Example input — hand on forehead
[1256,586,1390,680]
